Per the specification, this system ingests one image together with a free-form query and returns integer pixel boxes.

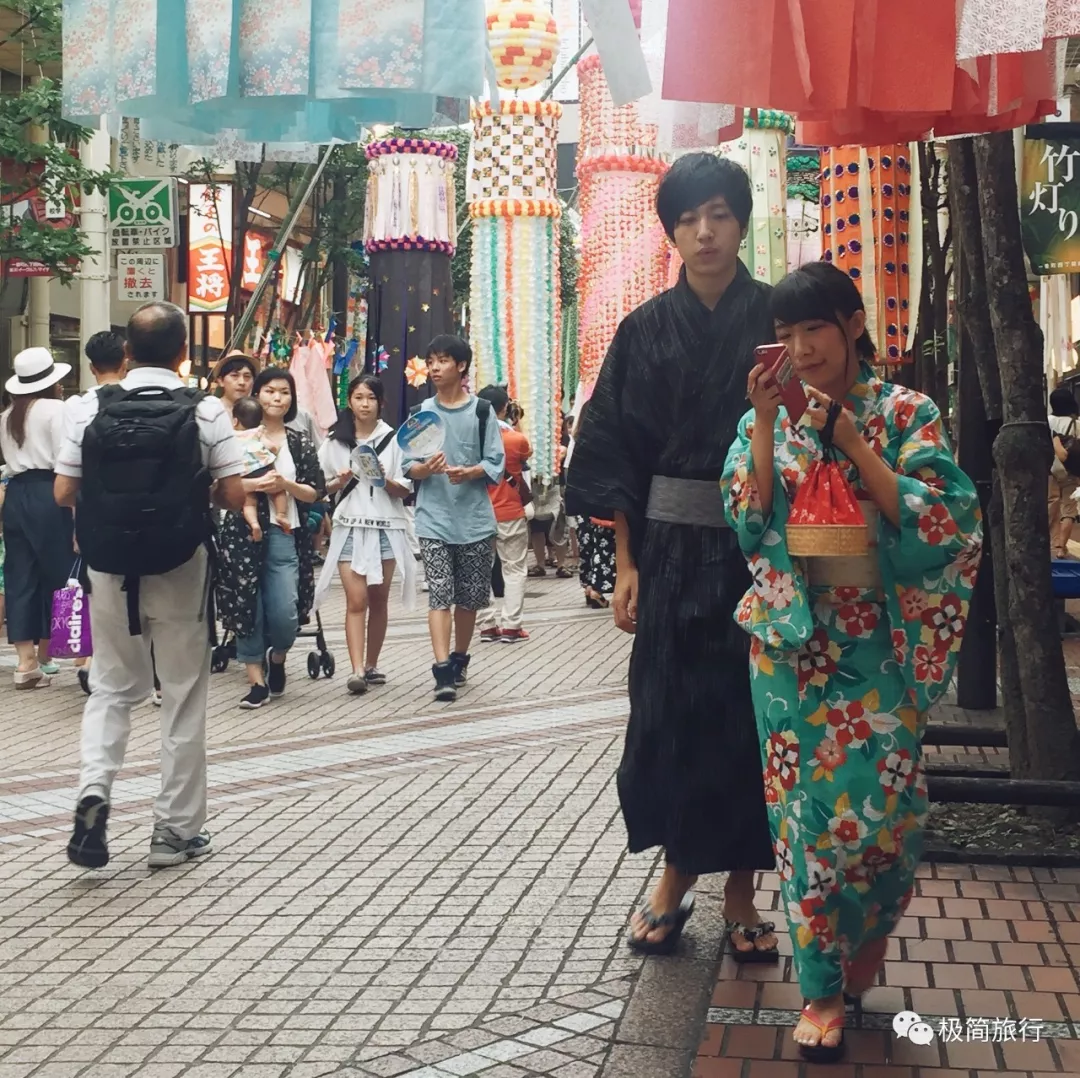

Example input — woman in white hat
[0,347,76,688]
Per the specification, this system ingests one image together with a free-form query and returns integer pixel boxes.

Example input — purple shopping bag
[49,568,92,660]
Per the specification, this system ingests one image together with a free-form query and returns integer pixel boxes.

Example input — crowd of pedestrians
[1,153,989,1068]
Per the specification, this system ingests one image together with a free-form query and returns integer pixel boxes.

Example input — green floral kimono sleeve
[877,398,983,712]
[721,409,814,653]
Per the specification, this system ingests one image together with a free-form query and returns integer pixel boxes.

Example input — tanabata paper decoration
[820,146,921,365]
[468,101,562,202]
[364,139,458,256]
[577,54,670,390]
[405,356,429,388]
[662,0,1066,146]
[363,137,458,425]
[469,100,563,481]
[486,0,559,90]
[61,0,488,141]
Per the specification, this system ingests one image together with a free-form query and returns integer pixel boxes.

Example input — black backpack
[77,384,212,633]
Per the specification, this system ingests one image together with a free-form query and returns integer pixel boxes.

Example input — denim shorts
[339,529,394,563]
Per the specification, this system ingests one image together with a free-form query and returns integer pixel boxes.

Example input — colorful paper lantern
[486,0,560,90]
[469,99,563,480]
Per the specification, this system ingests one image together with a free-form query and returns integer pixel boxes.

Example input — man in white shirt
[55,302,246,871]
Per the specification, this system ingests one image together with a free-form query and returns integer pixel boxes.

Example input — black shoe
[240,684,271,710]
[449,652,471,688]
[77,668,91,696]
[433,661,457,702]
[266,649,286,697]
[67,796,110,869]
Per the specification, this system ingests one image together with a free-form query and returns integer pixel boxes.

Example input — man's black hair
[426,334,472,375]
[85,330,125,374]
[477,384,510,415]
[1050,386,1078,418]
[252,366,299,424]
[771,261,877,361]
[655,153,754,241]
[232,396,264,431]
[126,301,188,369]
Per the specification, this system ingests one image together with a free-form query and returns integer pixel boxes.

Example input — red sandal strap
[800,1005,846,1035]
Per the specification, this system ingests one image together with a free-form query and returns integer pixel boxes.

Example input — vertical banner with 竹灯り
[1021,124,1080,276]
[188,183,232,313]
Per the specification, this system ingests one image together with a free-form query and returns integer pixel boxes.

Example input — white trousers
[79,548,212,840]
[479,518,530,631]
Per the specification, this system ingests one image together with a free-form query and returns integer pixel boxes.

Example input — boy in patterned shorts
[404,336,505,701]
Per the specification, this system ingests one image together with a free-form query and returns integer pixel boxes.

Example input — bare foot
[724,872,778,956]
[628,866,698,945]
[794,995,845,1051]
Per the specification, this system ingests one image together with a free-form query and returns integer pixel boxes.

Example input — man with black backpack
[54,301,246,870]
[404,335,504,702]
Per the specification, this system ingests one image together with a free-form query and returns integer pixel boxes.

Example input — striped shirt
[56,366,244,481]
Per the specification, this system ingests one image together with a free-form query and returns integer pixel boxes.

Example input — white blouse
[273,437,302,530]
[0,398,66,475]
[319,421,412,530]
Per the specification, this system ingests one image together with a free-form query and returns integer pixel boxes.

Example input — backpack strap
[122,576,142,637]
[476,397,492,459]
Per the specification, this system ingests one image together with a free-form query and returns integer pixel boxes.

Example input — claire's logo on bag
[61,591,84,656]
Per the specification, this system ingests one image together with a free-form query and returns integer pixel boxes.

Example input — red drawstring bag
[787,403,869,557]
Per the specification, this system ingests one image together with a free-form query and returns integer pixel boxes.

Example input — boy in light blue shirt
[404,335,505,701]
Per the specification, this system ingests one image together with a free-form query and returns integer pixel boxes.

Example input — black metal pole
[955,302,998,709]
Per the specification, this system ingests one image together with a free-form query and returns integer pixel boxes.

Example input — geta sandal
[625,892,695,956]
[796,1004,846,1064]
[726,920,779,964]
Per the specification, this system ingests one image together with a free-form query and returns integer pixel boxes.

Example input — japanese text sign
[109,179,178,249]
[117,253,166,302]
[188,183,233,314]
[1022,125,1080,276]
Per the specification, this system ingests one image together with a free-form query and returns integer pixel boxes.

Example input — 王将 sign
[188,183,233,313]
[109,178,178,249]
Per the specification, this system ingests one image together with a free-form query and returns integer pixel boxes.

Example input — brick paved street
[0,571,729,1078]
[3,569,1079,1078]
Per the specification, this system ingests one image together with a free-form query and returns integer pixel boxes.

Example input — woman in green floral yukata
[721,262,982,1065]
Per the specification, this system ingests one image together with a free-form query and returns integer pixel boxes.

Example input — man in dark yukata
[567,154,779,960]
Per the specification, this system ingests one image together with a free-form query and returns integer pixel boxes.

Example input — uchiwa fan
[787,402,868,557]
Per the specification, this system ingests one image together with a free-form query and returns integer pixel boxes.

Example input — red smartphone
[755,343,809,424]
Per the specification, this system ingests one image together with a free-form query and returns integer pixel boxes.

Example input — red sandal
[795,1004,846,1065]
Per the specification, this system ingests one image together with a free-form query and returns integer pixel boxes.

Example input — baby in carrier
[232,396,291,541]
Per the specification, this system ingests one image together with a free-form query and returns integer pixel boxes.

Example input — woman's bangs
[770,271,839,330]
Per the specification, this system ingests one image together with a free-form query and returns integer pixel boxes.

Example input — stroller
[210,611,335,680]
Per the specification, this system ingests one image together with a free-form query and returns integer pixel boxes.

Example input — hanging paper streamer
[576,54,670,391]
[468,97,563,481]
[363,138,458,425]
[62,0,488,140]
[820,145,916,366]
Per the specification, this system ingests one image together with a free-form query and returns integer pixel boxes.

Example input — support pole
[78,118,111,390]
[27,78,50,352]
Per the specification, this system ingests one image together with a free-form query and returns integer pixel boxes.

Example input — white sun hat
[5,347,72,396]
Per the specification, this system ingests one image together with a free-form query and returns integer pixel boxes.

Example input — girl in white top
[0,347,76,689]
[318,374,415,694]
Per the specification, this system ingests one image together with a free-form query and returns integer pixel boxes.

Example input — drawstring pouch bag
[787,401,868,558]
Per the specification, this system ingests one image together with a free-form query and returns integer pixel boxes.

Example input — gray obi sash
[645,476,729,529]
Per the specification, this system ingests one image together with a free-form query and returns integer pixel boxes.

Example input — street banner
[1022,124,1080,276]
[188,183,232,313]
